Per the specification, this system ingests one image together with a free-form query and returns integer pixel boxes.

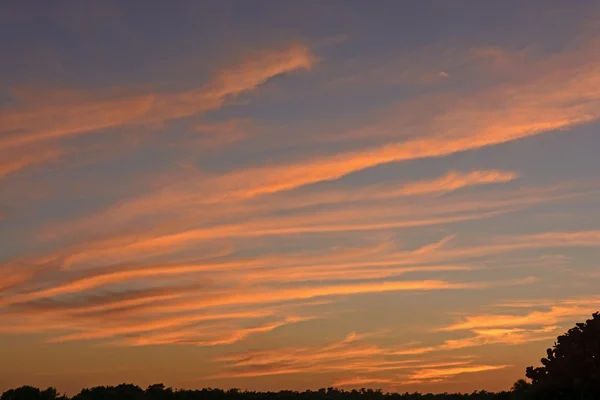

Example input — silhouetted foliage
[1,387,64,400]
[145,385,174,400]
[520,312,600,399]
[1,385,513,400]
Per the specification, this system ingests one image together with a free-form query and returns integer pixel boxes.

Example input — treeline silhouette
[0,384,516,400]
[2,313,599,400]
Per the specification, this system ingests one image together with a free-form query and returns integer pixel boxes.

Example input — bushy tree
[524,312,600,399]
[146,384,173,400]
[1,387,64,400]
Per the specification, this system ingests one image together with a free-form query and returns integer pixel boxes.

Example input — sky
[1,0,600,395]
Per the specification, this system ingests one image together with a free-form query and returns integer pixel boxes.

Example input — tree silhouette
[524,312,600,399]
[1,387,64,400]
[145,384,173,400]
[2,386,513,400]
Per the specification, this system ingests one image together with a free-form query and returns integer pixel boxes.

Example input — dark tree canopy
[524,312,600,399]
[1,385,513,400]
[0,387,65,400]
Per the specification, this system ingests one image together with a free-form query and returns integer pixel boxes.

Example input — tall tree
[525,312,600,399]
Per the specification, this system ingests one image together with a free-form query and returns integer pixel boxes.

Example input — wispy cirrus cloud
[34,39,600,236]
[405,364,509,384]
[39,168,520,243]
[0,254,527,346]
[209,332,505,388]
[68,187,600,270]
[113,316,315,347]
[441,302,600,332]
[45,309,276,343]
[422,297,600,354]
[0,146,62,180]
[330,377,393,387]
[0,43,315,150]
[439,326,559,350]
[192,41,600,199]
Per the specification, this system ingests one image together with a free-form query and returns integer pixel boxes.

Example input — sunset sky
[2,0,600,395]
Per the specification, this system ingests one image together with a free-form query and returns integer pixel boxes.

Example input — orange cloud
[209,332,481,381]
[52,181,590,269]
[209,335,413,379]
[441,304,599,331]
[138,44,314,125]
[407,364,509,382]
[0,268,37,292]
[38,168,522,244]
[253,170,518,211]
[398,170,518,196]
[0,43,315,150]
[331,377,392,387]
[39,40,600,236]
[0,147,62,179]
[114,316,315,347]
[46,309,275,343]
[174,37,600,202]
[0,271,521,347]
[241,265,473,284]
[52,213,485,268]
[498,230,600,247]
[206,139,523,200]
[206,43,315,99]
[0,94,155,149]
[440,326,558,350]
[201,70,598,200]
[421,297,600,357]
[0,239,398,304]
[2,259,255,305]
[138,280,479,315]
